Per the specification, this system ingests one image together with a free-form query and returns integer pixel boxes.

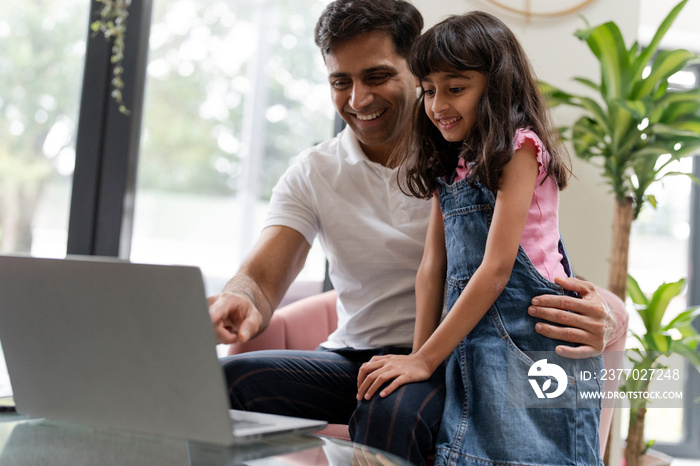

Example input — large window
[130,0,334,296]
[0,0,335,396]
[0,2,88,257]
[0,0,90,397]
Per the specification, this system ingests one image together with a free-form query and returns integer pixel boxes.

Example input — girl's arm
[413,195,446,352]
[357,140,539,399]
[415,140,539,370]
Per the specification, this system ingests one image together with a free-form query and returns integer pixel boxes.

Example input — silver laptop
[0,255,326,445]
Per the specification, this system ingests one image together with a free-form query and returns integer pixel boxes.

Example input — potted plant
[540,0,700,301]
[540,1,700,464]
[624,275,700,466]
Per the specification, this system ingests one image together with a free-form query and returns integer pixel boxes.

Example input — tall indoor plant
[541,1,700,465]
[541,0,700,301]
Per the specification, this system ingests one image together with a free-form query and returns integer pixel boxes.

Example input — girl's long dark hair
[399,11,571,199]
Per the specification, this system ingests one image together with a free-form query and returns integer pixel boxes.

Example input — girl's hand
[356,354,433,400]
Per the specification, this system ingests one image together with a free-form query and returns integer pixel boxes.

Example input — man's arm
[209,225,311,345]
[528,276,617,358]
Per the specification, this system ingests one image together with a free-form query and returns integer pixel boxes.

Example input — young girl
[357,12,603,466]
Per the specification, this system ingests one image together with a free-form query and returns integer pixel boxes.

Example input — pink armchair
[226,290,338,355]
[227,287,629,453]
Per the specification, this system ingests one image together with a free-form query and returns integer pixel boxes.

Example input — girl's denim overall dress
[433,175,604,466]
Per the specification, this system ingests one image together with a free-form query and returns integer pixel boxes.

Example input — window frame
[67,0,152,258]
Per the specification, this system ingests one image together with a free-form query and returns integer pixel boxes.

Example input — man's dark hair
[314,0,423,58]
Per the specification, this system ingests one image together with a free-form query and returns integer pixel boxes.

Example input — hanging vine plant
[90,0,132,114]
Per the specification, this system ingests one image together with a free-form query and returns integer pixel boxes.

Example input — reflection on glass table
[0,414,412,466]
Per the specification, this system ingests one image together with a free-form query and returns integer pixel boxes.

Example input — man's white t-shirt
[264,127,431,349]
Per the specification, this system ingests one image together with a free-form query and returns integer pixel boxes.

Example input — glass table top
[0,413,413,466]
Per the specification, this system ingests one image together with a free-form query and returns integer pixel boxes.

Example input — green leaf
[654,80,670,100]
[631,49,698,99]
[584,21,630,100]
[669,322,700,344]
[660,101,700,124]
[656,88,700,106]
[673,143,700,159]
[573,77,601,92]
[649,88,700,123]
[627,275,648,306]
[671,119,700,135]
[664,306,700,330]
[616,98,649,120]
[643,440,656,456]
[647,123,700,139]
[631,143,696,162]
[646,332,672,352]
[629,41,640,60]
[574,24,594,42]
[646,194,657,208]
[608,100,637,153]
[647,279,686,332]
[571,117,607,157]
[538,82,589,109]
[631,0,689,79]
[578,96,612,133]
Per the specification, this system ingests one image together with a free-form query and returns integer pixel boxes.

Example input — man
[209,1,623,464]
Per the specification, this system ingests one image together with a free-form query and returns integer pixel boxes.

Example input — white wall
[411,0,642,287]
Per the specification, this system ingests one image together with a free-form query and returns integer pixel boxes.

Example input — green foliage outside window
[0,0,334,254]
